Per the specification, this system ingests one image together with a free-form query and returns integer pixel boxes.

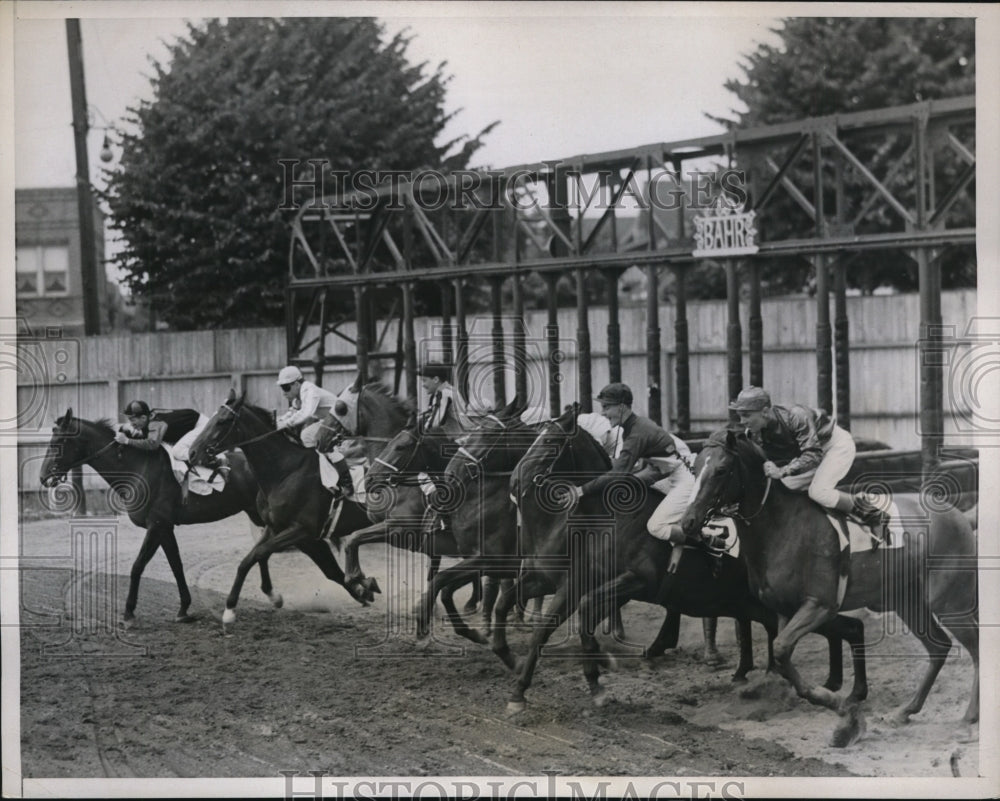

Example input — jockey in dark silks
[116,399,181,521]
[730,386,889,536]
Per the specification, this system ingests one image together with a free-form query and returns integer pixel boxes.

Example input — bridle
[527,421,576,488]
[450,413,511,484]
[697,439,772,525]
[203,401,282,454]
[43,425,118,484]
[370,430,430,487]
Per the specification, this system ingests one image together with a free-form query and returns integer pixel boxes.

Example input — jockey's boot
[333,458,354,499]
[835,491,890,544]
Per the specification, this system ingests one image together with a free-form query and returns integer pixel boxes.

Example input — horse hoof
[365,577,382,596]
[175,613,196,624]
[600,652,618,671]
[830,705,866,748]
[119,616,135,631]
[703,649,725,666]
[884,707,910,728]
[222,608,237,626]
[730,673,749,685]
[954,723,978,744]
[809,686,838,708]
[506,700,526,716]
[592,688,610,708]
[267,591,284,609]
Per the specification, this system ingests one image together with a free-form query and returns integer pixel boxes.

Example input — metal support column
[748,259,763,388]
[545,273,561,417]
[354,286,370,384]
[313,288,328,386]
[646,265,662,424]
[512,272,527,408]
[576,269,593,412]
[834,258,850,429]
[606,269,621,383]
[454,278,469,400]
[725,259,743,423]
[673,264,690,436]
[402,282,417,401]
[490,277,507,406]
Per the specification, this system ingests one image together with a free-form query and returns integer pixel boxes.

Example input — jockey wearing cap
[730,386,888,533]
[276,365,354,497]
[570,383,695,545]
[417,361,466,441]
[115,400,169,451]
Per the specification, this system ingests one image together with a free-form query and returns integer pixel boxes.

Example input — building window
[16,245,69,297]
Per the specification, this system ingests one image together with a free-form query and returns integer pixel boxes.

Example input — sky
[12,4,785,192]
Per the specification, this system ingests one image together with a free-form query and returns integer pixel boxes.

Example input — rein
[51,437,119,479]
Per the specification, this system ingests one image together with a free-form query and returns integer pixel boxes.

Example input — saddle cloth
[825,499,904,552]
[318,456,367,504]
[164,445,227,496]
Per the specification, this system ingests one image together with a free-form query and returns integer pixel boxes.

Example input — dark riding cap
[595,382,633,406]
[729,386,772,412]
[122,400,151,416]
[417,361,451,381]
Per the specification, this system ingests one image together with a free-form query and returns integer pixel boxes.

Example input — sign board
[692,196,759,258]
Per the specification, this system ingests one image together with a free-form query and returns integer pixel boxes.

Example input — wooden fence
[17,289,978,496]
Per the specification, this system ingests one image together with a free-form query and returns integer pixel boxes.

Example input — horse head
[39,407,91,487]
[511,404,608,509]
[680,427,766,538]
[188,389,259,465]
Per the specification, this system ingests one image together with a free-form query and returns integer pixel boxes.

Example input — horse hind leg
[887,604,955,727]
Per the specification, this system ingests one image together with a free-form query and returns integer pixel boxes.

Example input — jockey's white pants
[778,425,856,508]
[300,420,324,449]
[646,467,697,538]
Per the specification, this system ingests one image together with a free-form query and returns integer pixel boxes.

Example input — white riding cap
[277,365,304,385]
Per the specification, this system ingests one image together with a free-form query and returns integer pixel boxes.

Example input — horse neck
[82,425,161,491]
[231,412,308,487]
[358,394,409,440]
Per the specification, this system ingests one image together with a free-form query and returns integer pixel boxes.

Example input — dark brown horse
[499,407,860,717]
[39,409,266,626]
[188,391,377,629]
[680,429,979,745]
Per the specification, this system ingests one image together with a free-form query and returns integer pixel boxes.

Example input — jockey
[276,365,354,497]
[729,386,888,533]
[569,383,695,545]
[114,400,168,451]
[417,361,466,441]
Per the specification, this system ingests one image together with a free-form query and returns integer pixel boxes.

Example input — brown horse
[680,429,979,745]
[39,409,266,626]
[499,406,859,716]
[188,391,377,629]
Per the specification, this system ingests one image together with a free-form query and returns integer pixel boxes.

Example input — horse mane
[94,417,117,433]
[570,421,612,470]
[361,381,415,417]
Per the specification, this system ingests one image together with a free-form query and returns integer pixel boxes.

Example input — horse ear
[65,407,74,421]
[227,388,237,403]
[350,372,363,392]
[725,428,737,448]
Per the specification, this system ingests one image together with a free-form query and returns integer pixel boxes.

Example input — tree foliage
[713,17,975,296]
[103,18,493,329]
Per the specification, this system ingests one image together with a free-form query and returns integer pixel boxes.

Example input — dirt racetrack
[17,512,979,784]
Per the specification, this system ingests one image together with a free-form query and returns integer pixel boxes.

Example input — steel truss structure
[287,96,975,472]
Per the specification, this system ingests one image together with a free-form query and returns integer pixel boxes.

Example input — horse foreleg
[481,576,502,636]
[298,538,374,606]
[156,524,195,623]
[341,521,389,583]
[416,558,490,645]
[732,617,754,683]
[509,581,575,713]
[257,555,283,608]
[703,617,722,664]
[123,525,164,625]
[646,608,681,658]
[492,571,555,672]
[772,597,841,711]
[578,572,646,704]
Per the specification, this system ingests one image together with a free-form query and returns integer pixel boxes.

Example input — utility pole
[66,18,102,336]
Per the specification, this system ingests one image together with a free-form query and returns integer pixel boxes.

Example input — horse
[313,380,485,612]
[499,406,860,717]
[349,423,493,618]
[187,390,378,629]
[39,408,267,626]
[679,428,979,745]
